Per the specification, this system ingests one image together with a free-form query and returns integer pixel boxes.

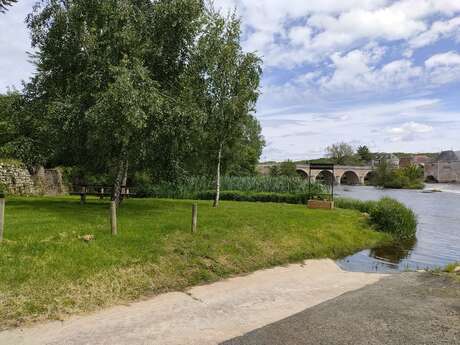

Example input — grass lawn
[0,196,391,329]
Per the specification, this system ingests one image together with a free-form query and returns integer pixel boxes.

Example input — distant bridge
[257,164,375,185]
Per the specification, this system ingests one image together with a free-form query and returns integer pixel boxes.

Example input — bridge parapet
[257,163,375,185]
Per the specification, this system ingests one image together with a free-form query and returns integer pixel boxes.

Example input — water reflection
[336,185,460,272]
[370,237,417,264]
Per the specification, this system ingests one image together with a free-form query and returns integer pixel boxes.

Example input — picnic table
[70,185,135,204]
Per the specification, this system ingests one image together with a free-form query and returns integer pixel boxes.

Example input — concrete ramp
[0,259,386,345]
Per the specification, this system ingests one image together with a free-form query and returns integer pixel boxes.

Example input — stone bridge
[257,164,375,185]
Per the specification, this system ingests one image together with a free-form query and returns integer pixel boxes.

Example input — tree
[225,115,265,176]
[357,145,373,163]
[279,160,297,176]
[0,0,16,13]
[26,0,204,205]
[326,142,355,165]
[189,9,262,207]
[269,165,280,177]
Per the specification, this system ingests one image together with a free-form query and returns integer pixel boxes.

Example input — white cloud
[410,16,460,49]
[425,51,460,67]
[216,0,460,68]
[425,51,460,85]
[387,121,433,142]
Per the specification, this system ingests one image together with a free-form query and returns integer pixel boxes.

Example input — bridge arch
[316,170,335,185]
[425,175,438,183]
[296,169,309,179]
[364,171,376,185]
[340,171,360,185]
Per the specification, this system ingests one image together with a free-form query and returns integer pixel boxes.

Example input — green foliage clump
[269,160,298,177]
[335,197,376,213]
[374,161,424,189]
[336,197,417,239]
[370,197,417,240]
[135,175,326,199]
[196,191,312,204]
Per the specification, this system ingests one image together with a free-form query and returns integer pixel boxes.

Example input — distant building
[424,151,460,183]
[399,155,431,168]
[372,153,399,168]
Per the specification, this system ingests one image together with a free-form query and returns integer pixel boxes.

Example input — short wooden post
[191,203,198,233]
[80,186,87,205]
[110,201,117,236]
[0,195,5,243]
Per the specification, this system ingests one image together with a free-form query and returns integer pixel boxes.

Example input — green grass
[0,196,391,329]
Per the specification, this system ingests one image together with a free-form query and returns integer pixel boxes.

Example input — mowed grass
[0,196,391,329]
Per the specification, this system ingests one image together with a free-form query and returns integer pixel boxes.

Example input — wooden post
[80,186,87,205]
[110,201,117,235]
[0,196,4,243]
[191,203,197,233]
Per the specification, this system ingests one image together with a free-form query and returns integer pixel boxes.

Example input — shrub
[370,197,417,239]
[335,197,376,213]
[134,175,326,199]
[336,197,417,239]
[196,190,311,204]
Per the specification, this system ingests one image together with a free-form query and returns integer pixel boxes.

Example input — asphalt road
[221,273,460,345]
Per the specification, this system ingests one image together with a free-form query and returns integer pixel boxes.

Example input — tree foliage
[185,9,262,206]
[326,142,355,165]
[357,145,373,162]
[0,0,265,204]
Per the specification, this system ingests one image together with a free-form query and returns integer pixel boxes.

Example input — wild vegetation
[373,160,424,189]
[0,196,390,328]
[135,175,325,199]
[336,197,417,240]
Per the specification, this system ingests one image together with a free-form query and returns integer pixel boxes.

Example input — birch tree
[191,10,262,207]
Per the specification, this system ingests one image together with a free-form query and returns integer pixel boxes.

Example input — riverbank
[0,197,390,329]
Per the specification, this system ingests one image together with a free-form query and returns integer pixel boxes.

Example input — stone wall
[0,163,66,195]
[0,163,36,195]
[425,161,460,183]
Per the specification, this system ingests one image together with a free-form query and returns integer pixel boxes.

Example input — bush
[134,175,326,199]
[336,197,417,239]
[373,161,424,189]
[335,197,376,213]
[370,197,417,240]
[196,190,311,204]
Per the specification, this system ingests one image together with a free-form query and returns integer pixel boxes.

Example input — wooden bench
[70,185,135,204]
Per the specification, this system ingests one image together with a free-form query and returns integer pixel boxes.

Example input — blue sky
[1,1,460,161]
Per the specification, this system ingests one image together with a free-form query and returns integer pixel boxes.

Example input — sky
[1,1,460,161]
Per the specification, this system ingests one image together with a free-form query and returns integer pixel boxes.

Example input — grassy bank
[0,196,390,329]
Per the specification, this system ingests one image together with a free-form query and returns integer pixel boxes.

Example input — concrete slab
[0,259,386,345]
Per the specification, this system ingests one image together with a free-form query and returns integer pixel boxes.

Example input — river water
[336,184,460,273]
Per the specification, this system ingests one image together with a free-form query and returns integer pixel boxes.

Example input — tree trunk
[119,160,129,205]
[112,158,127,207]
[213,145,222,208]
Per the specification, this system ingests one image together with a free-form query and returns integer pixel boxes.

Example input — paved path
[222,273,460,345]
[0,260,385,345]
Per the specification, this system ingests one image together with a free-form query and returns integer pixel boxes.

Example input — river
[336,184,460,273]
